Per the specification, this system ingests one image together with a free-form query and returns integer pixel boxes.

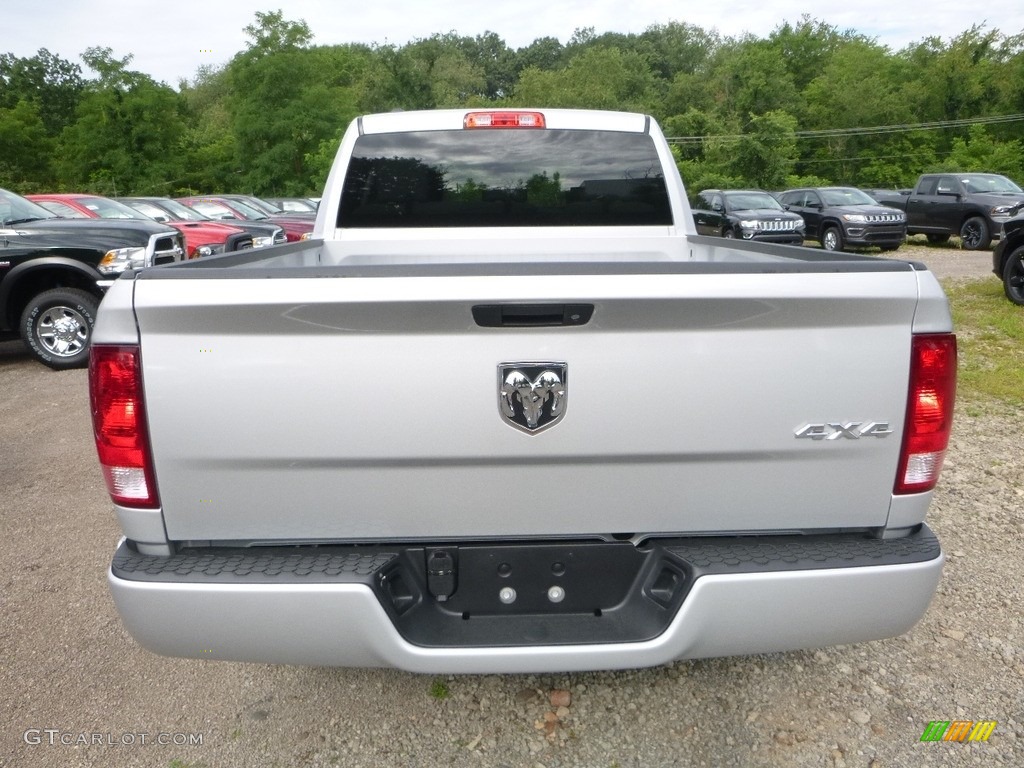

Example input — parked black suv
[692,189,805,245]
[777,187,907,252]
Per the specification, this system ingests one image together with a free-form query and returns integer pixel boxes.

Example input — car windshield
[80,196,147,219]
[124,201,172,222]
[725,192,783,211]
[961,175,1023,194]
[221,199,268,220]
[0,189,59,225]
[820,188,878,206]
[237,196,281,215]
[277,199,317,212]
[157,198,208,220]
[186,200,242,220]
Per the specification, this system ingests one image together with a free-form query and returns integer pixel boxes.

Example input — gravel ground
[1,242,1020,768]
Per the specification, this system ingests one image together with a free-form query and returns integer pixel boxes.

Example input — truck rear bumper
[108,528,943,673]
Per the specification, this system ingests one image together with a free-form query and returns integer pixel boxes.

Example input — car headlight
[253,235,274,248]
[300,231,312,241]
[990,205,1014,216]
[842,214,867,223]
[195,244,224,259]
[98,247,147,275]
[739,219,761,230]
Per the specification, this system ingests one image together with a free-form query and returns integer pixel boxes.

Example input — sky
[6,0,1024,87]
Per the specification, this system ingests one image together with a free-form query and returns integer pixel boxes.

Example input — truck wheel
[959,217,991,250]
[926,234,950,245]
[821,226,844,252]
[20,288,99,370]
[722,227,735,239]
[1003,246,1024,306]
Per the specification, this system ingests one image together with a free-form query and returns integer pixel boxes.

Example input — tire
[959,216,991,250]
[722,227,735,239]
[20,288,99,370]
[821,225,844,252]
[926,233,951,245]
[1003,246,1024,306]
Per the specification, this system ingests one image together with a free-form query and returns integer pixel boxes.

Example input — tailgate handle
[472,303,594,327]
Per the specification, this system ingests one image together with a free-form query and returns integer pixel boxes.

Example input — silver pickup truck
[90,109,957,673]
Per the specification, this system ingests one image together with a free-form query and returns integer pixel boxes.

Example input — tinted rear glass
[338,129,673,228]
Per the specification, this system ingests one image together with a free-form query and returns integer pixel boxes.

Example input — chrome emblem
[498,362,567,434]
[794,422,893,440]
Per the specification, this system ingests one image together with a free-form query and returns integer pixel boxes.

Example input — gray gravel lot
[1,242,1021,768]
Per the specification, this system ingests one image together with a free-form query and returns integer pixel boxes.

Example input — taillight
[464,111,546,129]
[89,345,159,508]
[895,333,957,494]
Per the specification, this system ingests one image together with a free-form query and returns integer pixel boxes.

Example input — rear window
[338,129,673,228]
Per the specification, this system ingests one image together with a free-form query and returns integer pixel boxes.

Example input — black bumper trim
[112,543,397,583]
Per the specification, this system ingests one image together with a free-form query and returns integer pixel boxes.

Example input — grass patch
[428,679,451,700]
[943,278,1024,407]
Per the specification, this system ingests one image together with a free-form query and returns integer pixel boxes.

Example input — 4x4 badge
[498,362,567,434]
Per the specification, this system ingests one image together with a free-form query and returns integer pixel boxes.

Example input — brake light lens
[89,345,159,508]
[895,333,957,494]
[464,111,546,129]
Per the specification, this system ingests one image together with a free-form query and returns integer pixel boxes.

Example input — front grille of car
[272,228,287,244]
[759,219,800,232]
[865,213,904,224]
[151,233,186,266]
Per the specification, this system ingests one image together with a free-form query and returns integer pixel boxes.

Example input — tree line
[2,10,1023,198]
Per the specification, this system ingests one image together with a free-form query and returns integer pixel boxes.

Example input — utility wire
[666,113,1024,145]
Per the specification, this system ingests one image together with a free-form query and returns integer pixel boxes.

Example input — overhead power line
[665,113,1024,146]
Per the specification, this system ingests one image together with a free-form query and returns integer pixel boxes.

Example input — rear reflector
[89,345,159,508]
[895,333,957,495]
[464,111,546,129]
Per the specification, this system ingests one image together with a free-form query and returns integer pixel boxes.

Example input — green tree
[0,48,84,137]
[0,99,53,190]
[228,11,360,193]
[177,65,239,193]
[56,47,186,194]
[940,124,1024,179]
[513,46,662,112]
[800,40,914,183]
[731,111,799,189]
[709,38,802,119]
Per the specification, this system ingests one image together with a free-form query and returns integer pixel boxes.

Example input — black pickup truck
[0,188,185,369]
[866,173,1024,250]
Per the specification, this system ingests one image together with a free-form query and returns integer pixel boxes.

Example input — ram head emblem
[498,363,568,434]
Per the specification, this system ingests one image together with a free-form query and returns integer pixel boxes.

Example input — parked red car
[176,196,314,242]
[27,194,252,258]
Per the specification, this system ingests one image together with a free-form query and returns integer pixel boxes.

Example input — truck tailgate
[134,268,920,541]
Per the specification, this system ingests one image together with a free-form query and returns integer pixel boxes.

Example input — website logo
[920,720,997,742]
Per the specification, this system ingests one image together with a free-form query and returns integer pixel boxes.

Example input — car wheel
[20,288,99,370]
[821,226,844,252]
[926,234,951,245]
[722,227,735,239]
[959,216,991,250]
[1003,246,1024,306]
